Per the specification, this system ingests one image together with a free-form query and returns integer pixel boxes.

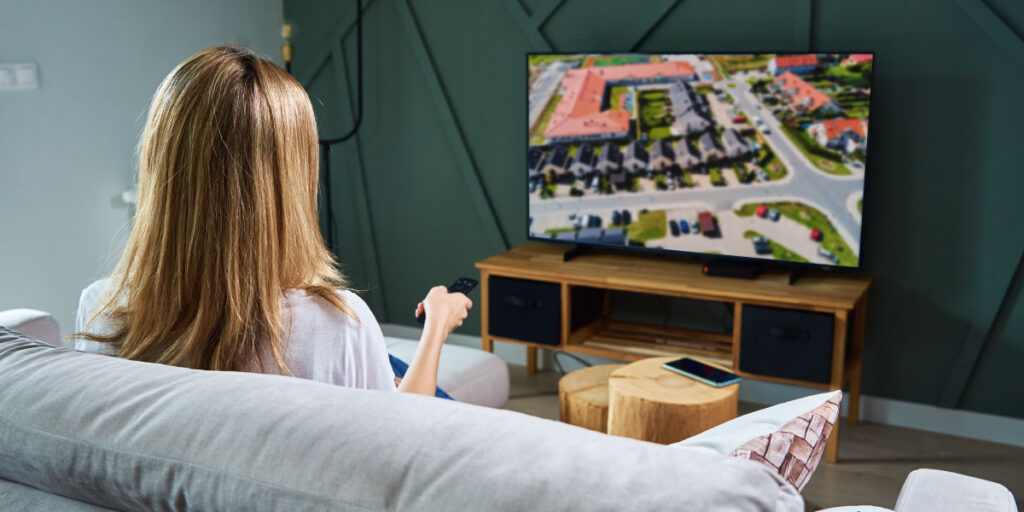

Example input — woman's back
[76,279,397,391]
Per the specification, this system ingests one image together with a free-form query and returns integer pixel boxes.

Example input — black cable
[317,0,364,253]
[319,0,363,145]
[552,351,592,375]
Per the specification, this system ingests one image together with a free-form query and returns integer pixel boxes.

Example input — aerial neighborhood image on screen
[527,53,872,267]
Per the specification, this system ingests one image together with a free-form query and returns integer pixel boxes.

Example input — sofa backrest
[0,328,802,511]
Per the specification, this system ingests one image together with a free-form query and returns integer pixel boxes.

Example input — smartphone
[662,357,742,387]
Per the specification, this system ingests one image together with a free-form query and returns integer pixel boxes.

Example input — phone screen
[664,357,740,385]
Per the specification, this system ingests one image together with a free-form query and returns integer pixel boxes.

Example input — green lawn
[627,210,667,242]
[743,230,809,263]
[779,124,852,176]
[858,198,863,214]
[529,54,583,67]
[735,202,857,266]
[593,55,648,67]
[609,85,629,110]
[708,54,773,75]
[826,65,871,88]
[709,167,725,186]
[639,91,672,140]
[544,227,577,236]
[752,132,787,180]
[530,93,562,145]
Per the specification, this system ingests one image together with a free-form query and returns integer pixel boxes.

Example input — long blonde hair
[81,45,352,373]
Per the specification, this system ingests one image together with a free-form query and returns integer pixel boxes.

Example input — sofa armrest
[0,309,60,346]
[895,469,1017,512]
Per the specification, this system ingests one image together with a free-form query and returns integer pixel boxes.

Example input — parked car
[752,236,772,255]
[752,116,763,125]
[768,209,780,221]
[756,204,768,217]
[589,215,602,228]
[733,115,746,123]
[691,220,701,234]
[817,247,839,264]
[621,209,632,225]
[611,210,622,225]
[758,124,771,135]
[697,211,716,236]
[679,219,690,234]
[810,228,823,242]
[668,180,676,191]
[669,220,680,237]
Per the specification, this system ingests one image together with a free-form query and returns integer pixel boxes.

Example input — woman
[75,45,471,396]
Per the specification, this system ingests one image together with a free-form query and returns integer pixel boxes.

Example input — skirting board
[381,323,1024,449]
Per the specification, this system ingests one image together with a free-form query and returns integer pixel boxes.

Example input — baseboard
[380,323,1024,449]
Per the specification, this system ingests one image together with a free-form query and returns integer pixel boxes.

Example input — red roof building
[808,118,869,154]
[543,61,696,140]
[775,54,818,69]
[844,54,873,65]
[775,71,837,112]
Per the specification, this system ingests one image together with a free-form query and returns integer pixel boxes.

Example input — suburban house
[623,140,649,173]
[774,71,841,114]
[594,142,621,174]
[675,139,702,168]
[528,148,546,178]
[668,81,711,135]
[698,132,725,162]
[721,128,752,159]
[569,144,596,177]
[843,53,874,66]
[808,118,869,154]
[649,139,676,171]
[768,53,819,76]
[541,145,570,176]
[543,62,697,143]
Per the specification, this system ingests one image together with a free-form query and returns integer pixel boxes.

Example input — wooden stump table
[607,357,738,444]
[558,364,624,433]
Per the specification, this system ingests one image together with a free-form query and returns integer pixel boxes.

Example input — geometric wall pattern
[285,0,1024,419]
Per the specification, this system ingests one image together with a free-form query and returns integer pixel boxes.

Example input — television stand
[561,243,594,262]
[476,243,872,462]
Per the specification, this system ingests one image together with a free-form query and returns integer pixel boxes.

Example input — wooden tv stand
[475,243,871,462]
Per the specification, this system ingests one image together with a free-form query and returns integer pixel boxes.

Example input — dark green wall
[284,0,1024,419]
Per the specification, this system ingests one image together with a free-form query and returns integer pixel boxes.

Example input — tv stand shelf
[476,243,872,462]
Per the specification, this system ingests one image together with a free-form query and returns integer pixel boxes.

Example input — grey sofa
[0,326,803,511]
[0,312,1016,511]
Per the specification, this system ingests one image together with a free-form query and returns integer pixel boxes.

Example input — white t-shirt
[75,279,397,391]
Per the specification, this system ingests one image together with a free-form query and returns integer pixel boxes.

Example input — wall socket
[0,63,39,91]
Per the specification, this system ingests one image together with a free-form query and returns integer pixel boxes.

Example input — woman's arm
[397,286,472,396]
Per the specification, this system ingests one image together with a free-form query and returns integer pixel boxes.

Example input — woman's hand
[415,286,473,335]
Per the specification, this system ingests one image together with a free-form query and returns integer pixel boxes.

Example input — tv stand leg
[562,244,593,262]
[788,266,807,285]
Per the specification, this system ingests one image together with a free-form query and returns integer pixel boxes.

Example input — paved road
[528,62,569,129]
[530,79,866,253]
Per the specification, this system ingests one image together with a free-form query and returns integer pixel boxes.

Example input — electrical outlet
[0,63,39,91]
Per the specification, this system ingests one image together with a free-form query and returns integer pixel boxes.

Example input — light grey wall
[0,0,283,340]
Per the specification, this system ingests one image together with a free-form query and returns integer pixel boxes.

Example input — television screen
[527,53,873,268]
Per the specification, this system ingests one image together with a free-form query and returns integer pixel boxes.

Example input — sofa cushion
[894,469,1017,512]
[0,327,802,511]
[674,391,841,491]
[384,337,509,408]
[0,309,60,346]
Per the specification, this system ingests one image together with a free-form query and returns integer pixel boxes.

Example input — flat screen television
[527,53,873,269]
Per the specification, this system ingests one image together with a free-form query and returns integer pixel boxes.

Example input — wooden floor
[505,365,1023,511]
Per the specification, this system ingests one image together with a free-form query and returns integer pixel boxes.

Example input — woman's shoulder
[283,288,377,331]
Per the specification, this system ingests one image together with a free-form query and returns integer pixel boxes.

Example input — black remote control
[416,277,479,324]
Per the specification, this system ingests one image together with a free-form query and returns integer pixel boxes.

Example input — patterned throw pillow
[731,392,841,491]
